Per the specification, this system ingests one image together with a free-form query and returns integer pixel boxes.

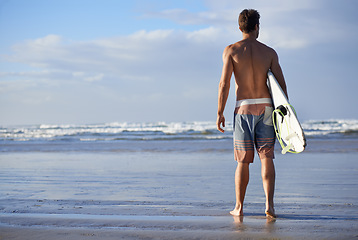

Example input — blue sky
[1,0,358,125]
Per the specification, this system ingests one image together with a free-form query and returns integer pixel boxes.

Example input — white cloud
[32,34,62,46]
[2,26,226,85]
[84,73,105,82]
[187,27,222,43]
[145,8,234,27]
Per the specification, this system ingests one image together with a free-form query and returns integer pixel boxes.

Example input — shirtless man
[216,9,287,218]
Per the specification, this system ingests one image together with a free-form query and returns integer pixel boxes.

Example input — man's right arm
[217,46,233,133]
[270,50,288,98]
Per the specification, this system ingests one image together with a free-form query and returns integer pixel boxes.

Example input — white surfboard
[267,70,306,154]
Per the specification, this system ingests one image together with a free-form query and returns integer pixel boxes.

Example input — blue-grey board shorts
[233,98,275,163]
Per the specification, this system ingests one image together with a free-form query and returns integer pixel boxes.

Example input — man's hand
[217,114,226,133]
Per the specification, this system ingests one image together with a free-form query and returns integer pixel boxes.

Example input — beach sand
[1,208,357,240]
[1,143,358,239]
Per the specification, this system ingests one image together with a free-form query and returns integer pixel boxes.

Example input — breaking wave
[1,119,358,142]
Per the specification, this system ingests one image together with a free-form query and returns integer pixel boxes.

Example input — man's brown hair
[238,9,260,33]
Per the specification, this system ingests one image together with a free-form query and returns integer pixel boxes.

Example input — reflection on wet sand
[233,215,276,234]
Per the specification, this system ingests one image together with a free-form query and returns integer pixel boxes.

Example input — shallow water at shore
[0,149,357,239]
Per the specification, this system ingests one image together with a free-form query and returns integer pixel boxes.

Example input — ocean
[1,119,358,239]
[1,119,358,153]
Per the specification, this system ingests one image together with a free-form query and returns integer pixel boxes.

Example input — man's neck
[242,32,257,41]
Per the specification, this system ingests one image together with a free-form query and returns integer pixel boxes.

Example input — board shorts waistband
[236,98,272,108]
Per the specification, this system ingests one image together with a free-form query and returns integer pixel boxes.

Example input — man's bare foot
[230,208,243,216]
[265,209,276,218]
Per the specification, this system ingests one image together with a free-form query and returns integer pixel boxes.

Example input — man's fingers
[219,123,225,133]
[217,117,225,133]
[217,123,222,132]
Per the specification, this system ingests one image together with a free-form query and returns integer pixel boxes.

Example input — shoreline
[1,211,357,240]
[1,198,357,240]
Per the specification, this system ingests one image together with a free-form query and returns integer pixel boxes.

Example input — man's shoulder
[224,42,238,51]
[257,41,277,54]
[223,43,237,58]
[224,41,243,54]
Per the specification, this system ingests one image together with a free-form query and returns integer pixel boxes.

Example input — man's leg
[260,157,276,218]
[230,162,249,216]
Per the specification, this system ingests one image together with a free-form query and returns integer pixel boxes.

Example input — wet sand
[0,149,357,239]
[1,210,357,240]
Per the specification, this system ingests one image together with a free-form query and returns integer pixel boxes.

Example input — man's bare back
[223,38,287,101]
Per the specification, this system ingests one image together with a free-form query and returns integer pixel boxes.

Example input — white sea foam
[0,121,226,141]
[1,119,357,141]
[301,119,358,136]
